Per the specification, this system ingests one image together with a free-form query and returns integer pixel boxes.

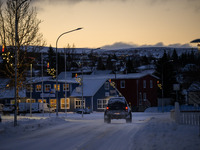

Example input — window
[143,80,146,88]
[97,99,108,109]
[63,84,69,91]
[105,92,110,97]
[105,82,109,90]
[11,99,21,104]
[120,80,125,88]
[27,84,33,92]
[38,99,47,103]
[75,98,85,109]
[143,93,147,101]
[50,99,56,108]
[26,99,36,103]
[150,80,153,88]
[36,84,42,92]
[60,98,70,109]
[139,92,142,105]
[54,84,60,91]
[45,84,51,92]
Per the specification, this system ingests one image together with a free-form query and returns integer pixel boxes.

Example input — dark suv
[104,97,132,123]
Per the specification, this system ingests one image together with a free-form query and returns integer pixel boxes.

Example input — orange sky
[32,0,200,49]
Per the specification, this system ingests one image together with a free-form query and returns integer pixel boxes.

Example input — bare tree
[0,0,45,95]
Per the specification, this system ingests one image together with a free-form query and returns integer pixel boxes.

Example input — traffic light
[2,45,4,52]
[47,62,49,68]
[157,80,162,89]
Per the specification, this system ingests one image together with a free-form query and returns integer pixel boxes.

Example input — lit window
[60,98,70,109]
[36,84,42,92]
[45,84,51,92]
[38,99,46,103]
[50,99,56,108]
[54,84,60,91]
[26,99,36,103]
[63,84,69,91]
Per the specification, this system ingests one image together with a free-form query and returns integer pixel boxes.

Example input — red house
[112,73,159,111]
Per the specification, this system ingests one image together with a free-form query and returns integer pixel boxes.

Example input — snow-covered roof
[26,76,77,84]
[70,78,107,97]
[79,70,156,80]
[188,82,200,92]
[0,88,26,99]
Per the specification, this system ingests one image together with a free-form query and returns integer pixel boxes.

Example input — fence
[179,111,200,126]
[171,110,200,126]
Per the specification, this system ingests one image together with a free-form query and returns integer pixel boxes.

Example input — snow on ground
[0,111,200,150]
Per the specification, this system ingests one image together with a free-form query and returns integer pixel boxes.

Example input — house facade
[70,78,118,111]
[26,77,119,112]
[26,80,79,111]
[112,73,158,111]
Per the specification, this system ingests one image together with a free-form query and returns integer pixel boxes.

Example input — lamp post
[190,39,200,52]
[14,0,29,127]
[55,28,83,116]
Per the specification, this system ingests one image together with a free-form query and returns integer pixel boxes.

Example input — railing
[179,111,200,126]
[171,110,200,126]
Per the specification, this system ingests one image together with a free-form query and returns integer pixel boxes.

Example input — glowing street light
[55,28,83,116]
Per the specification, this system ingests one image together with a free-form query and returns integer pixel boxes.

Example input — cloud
[102,42,192,49]
[32,0,128,5]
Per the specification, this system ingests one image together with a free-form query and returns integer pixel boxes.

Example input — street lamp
[55,28,83,116]
[190,39,200,51]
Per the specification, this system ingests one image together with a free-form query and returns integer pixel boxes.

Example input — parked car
[2,104,15,115]
[75,108,91,114]
[104,97,132,123]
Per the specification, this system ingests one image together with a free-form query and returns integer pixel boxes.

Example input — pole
[64,48,67,115]
[81,54,84,118]
[162,66,164,112]
[41,52,44,116]
[56,28,83,117]
[14,0,18,127]
[30,64,32,117]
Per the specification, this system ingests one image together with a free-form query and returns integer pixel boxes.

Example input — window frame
[74,98,85,109]
[63,84,70,91]
[35,84,42,92]
[97,99,108,110]
[143,80,146,88]
[45,84,51,92]
[60,98,70,109]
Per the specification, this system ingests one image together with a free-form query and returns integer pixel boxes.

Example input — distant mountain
[36,46,198,58]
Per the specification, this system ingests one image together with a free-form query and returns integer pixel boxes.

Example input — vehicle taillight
[125,107,128,111]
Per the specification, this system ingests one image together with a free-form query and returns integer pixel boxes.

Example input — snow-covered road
[0,112,199,150]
